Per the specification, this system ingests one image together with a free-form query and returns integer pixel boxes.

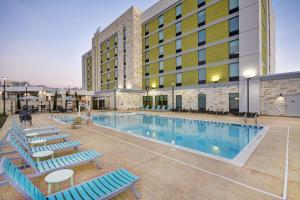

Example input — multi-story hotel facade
[82,0,300,116]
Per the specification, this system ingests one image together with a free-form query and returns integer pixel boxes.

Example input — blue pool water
[57,113,263,160]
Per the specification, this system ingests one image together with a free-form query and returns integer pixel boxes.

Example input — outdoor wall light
[212,75,220,83]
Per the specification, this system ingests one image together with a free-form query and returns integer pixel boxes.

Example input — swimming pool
[55,113,268,166]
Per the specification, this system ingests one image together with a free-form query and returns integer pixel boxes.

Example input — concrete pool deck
[0,112,299,200]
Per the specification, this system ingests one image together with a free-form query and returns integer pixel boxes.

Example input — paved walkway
[0,112,299,199]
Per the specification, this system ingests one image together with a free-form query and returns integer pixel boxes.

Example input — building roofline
[261,71,300,81]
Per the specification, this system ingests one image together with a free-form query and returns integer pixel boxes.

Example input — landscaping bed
[0,114,7,128]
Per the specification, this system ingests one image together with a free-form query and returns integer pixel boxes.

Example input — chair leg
[94,160,102,169]
[130,185,141,199]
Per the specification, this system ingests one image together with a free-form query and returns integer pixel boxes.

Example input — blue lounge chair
[12,120,60,133]
[161,105,166,111]
[143,105,149,110]
[7,136,102,177]
[11,132,81,154]
[13,128,69,143]
[0,157,141,199]
[155,105,161,111]
[12,125,62,136]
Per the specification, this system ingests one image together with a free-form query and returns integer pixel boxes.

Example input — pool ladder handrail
[243,113,258,125]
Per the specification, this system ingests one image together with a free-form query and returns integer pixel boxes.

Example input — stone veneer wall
[146,84,239,112]
[96,6,142,91]
[260,78,300,115]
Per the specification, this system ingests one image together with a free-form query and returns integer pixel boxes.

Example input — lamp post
[146,86,149,107]
[2,77,6,115]
[25,83,28,110]
[114,87,117,110]
[171,83,175,111]
[244,75,253,117]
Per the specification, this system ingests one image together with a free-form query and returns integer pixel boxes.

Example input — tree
[16,93,21,110]
[75,91,79,112]
[65,90,69,109]
[53,91,58,111]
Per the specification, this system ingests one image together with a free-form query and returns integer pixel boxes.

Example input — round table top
[25,132,39,137]
[30,139,46,144]
[32,150,54,158]
[45,169,74,184]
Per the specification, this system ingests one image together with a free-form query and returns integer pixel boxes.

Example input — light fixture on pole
[25,83,28,110]
[2,77,7,115]
[171,82,175,111]
[244,74,254,117]
[114,87,117,110]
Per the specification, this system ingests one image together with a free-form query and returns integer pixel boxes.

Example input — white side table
[30,139,47,149]
[32,150,54,162]
[45,169,74,195]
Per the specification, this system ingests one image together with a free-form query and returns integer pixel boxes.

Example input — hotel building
[82,0,300,116]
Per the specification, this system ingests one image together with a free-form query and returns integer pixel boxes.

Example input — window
[176,39,182,53]
[123,26,127,39]
[176,56,182,69]
[155,95,168,107]
[107,63,110,71]
[143,95,153,107]
[107,51,110,60]
[176,22,182,36]
[114,47,118,56]
[229,0,239,14]
[159,46,164,58]
[176,73,182,86]
[229,40,239,58]
[198,49,206,65]
[198,68,206,84]
[123,41,126,52]
[198,30,206,46]
[176,4,182,19]
[123,54,126,65]
[107,73,110,80]
[229,63,239,81]
[114,35,118,44]
[159,76,164,88]
[229,93,239,114]
[159,61,164,73]
[229,17,239,36]
[159,15,164,28]
[107,40,110,49]
[198,10,206,27]
[145,38,149,49]
[145,51,149,62]
[145,23,149,35]
[114,59,118,68]
[145,65,149,76]
[198,0,205,7]
[159,31,164,43]
[114,70,118,80]
[145,78,149,88]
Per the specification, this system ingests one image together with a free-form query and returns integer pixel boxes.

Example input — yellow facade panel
[164,74,176,88]
[182,0,197,16]
[182,70,198,86]
[164,8,175,25]
[165,25,176,40]
[206,65,229,83]
[165,58,176,72]
[182,32,198,51]
[206,0,228,24]
[182,14,198,33]
[182,51,198,69]
[206,42,228,63]
[149,33,158,47]
[206,21,229,43]
[149,77,159,89]
[149,19,158,33]
[149,63,158,76]
[165,41,176,57]
[149,48,159,61]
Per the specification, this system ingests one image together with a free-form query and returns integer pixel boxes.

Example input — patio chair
[151,105,156,111]
[145,105,150,110]
[161,105,166,111]
[155,105,161,111]
[12,121,61,135]
[12,127,69,143]
[11,132,81,154]
[6,136,102,177]
[0,157,141,199]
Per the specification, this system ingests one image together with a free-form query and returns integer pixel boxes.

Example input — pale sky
[0,0,299,88]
